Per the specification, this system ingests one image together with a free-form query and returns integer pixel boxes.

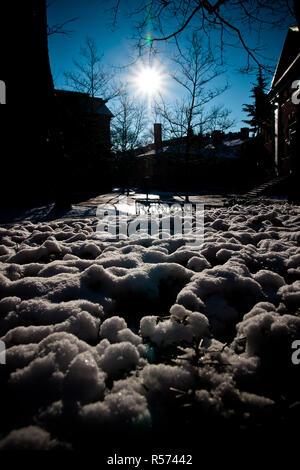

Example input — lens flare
[146,35,152,46]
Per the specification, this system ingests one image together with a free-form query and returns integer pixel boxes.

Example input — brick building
[267,26,300,177]
[54,89,114,191]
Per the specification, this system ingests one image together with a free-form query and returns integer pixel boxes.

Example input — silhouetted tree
[156,34,232,140]
[64,36,120,105]
[111,87,147,193]
[111,88,147,153]
[243,69,270,136]
[155,33,233,200]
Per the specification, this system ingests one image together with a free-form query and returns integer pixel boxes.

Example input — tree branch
[150,2,203,42]
[213,9,273,72]
[47,17,78,36]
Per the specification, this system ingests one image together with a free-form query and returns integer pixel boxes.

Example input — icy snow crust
[0,203,300,450]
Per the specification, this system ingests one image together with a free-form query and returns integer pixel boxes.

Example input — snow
[0,201,300,451]
[0,425,70,450]
[139,311,209,347]
[63,351,106,403]
[141,363,194,397]
[98,341,140,379]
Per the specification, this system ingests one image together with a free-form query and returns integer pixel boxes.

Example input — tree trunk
[1,0,58,206]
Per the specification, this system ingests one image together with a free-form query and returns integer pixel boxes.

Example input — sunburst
[131,62,167,97]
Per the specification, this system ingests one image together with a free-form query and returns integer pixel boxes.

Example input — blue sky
[47,0,294,132]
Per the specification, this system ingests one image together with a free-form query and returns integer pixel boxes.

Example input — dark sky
[47,0,294,132]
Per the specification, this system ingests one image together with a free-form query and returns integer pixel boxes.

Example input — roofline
[55,88,107,102]
[268,52,300,97]
[270,26,299,90]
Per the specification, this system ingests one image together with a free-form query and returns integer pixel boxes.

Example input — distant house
[136,124,249,163]
[267,26,300,176]
[135,124,250,190]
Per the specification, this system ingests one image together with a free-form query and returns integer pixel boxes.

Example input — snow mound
[0,203,299,450]
[0,425,70,450]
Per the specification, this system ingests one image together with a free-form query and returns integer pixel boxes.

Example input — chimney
[154,123,162,152]
[240,127,250,140]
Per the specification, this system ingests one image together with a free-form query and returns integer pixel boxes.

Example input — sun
[133,64,165,97]
[136,66,162,95]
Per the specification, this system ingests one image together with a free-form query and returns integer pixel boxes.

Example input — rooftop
[55,89,113,117]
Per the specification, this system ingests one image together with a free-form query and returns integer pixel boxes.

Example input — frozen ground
[0,200,299,453]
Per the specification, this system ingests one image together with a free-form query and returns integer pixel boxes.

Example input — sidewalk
[76,189,226,208]
[0,189,288,225]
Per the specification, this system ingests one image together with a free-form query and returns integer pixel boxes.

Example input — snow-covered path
[0,202,299,451]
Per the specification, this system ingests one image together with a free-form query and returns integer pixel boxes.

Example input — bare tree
[155,33,234,200]
[155,34,233,144]
[111,87,148,193]
[204,105,234,134]
[111,88,147,153]
[108,0,297,72]
[64,36,119,102]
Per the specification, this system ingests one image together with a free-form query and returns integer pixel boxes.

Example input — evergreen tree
[243,69,270,136]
